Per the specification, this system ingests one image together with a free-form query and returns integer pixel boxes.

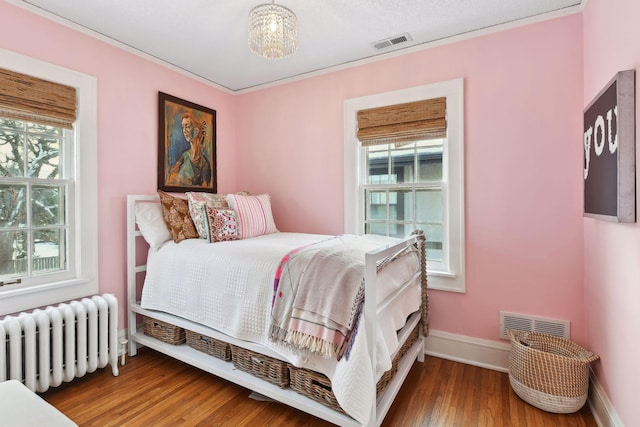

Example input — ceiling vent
[500,311,570,340]
[372,33,413,50]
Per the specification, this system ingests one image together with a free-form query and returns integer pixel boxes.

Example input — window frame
[344,78,465,292]
[363,140,446,270]
[0,48,98,314]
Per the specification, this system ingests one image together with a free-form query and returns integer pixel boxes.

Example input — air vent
[500,311,570,340]
[372,33,413,51]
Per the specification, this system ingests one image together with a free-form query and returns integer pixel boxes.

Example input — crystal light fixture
[248,1,297,60]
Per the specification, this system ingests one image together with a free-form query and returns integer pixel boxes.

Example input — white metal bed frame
[126,195,426,426]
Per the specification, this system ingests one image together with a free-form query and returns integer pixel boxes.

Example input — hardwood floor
[41,349,597,426]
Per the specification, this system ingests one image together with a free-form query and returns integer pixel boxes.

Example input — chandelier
[248,1,297,60]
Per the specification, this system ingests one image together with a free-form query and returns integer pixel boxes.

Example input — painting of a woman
[158,93,216,192]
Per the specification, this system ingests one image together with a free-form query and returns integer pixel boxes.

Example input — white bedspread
[140,232,420,424]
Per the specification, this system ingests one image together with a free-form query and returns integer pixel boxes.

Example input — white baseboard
[587,370,624,427]
[424,329,621,427]
[424,329,511,372]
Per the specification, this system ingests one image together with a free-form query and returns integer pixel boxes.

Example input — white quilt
[140,232,420,424]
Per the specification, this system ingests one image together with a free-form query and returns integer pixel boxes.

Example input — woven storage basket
[142,316,186,345]
[507,329,599,414]
[377,321,419,395]
[230,345,289,388]
[397,323,420,361]
[288,352,399,412]
[186,330,231,361]
[289,322,420,412]
[289,365,344,413]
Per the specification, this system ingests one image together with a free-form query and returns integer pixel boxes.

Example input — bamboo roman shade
[357,97,446,146]
[0,68,77,129]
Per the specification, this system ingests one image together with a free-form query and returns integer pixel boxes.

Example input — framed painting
[158,92,216,193]
[583,69,636,222]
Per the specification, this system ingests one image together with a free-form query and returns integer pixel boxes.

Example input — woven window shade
[357,97,446,146]
[0,68,77,129]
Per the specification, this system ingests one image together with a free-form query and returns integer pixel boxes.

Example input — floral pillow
[186,192,229,239]
[206,206,239,242]
[158,191,198,243]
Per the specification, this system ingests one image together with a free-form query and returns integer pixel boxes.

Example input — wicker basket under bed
[397,324,420,361]
[142,316,186,345]
[289,322,421,412]
[230,345,290,388]
[288,365,346,413]
[507,329,599,414]
[186,330,232,361]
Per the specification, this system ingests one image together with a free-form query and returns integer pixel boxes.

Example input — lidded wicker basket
[507,329,599,414]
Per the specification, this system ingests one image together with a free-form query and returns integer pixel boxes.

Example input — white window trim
[0,48,98,314]
[344,78,465,292]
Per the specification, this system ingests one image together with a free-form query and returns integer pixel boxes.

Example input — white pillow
[226,193,278,239]
[135,201,172,248]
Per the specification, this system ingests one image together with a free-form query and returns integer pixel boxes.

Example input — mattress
[140,232,420,423]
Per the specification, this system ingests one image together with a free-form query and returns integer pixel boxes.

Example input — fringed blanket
[269,234,400,360]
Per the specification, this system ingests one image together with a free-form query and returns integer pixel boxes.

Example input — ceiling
[16,0,583,93]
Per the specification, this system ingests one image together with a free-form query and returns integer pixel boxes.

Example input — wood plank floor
[41,349,597,426]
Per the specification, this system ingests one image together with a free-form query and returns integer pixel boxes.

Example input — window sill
[427,270,465,293]
[0,277,97,316]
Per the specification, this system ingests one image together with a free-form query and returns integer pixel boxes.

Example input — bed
[126,194,429,426]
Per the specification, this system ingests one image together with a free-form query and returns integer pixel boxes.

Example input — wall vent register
[500,311,570,340]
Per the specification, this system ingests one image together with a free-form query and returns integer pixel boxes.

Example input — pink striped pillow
[226,194,278,239]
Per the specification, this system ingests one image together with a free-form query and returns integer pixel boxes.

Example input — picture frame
[583,69,636,222]
[158,92,217,193]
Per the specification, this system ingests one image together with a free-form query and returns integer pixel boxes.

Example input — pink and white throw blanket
[270,234,396,360]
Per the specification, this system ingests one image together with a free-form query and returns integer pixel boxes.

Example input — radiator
[0,294,119,393]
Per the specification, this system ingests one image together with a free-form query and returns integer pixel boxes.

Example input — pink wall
[583,0,640,425]
[237,15,586,344]
[5,5,620,417]
[0,1,239,327]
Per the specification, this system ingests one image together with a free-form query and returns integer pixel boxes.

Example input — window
[0,49,98,314]
[344,79,465,292]
[364,139,446,264]
[0,119,72,284]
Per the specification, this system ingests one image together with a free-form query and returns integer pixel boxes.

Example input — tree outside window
[0,118,67,281]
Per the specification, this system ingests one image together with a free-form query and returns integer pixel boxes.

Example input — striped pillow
[226,194,278,239]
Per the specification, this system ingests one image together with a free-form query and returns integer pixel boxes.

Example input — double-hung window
[344,79,465,292]
[363,139,445,263]
[0,50,98,314]
[0,119,71,283]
